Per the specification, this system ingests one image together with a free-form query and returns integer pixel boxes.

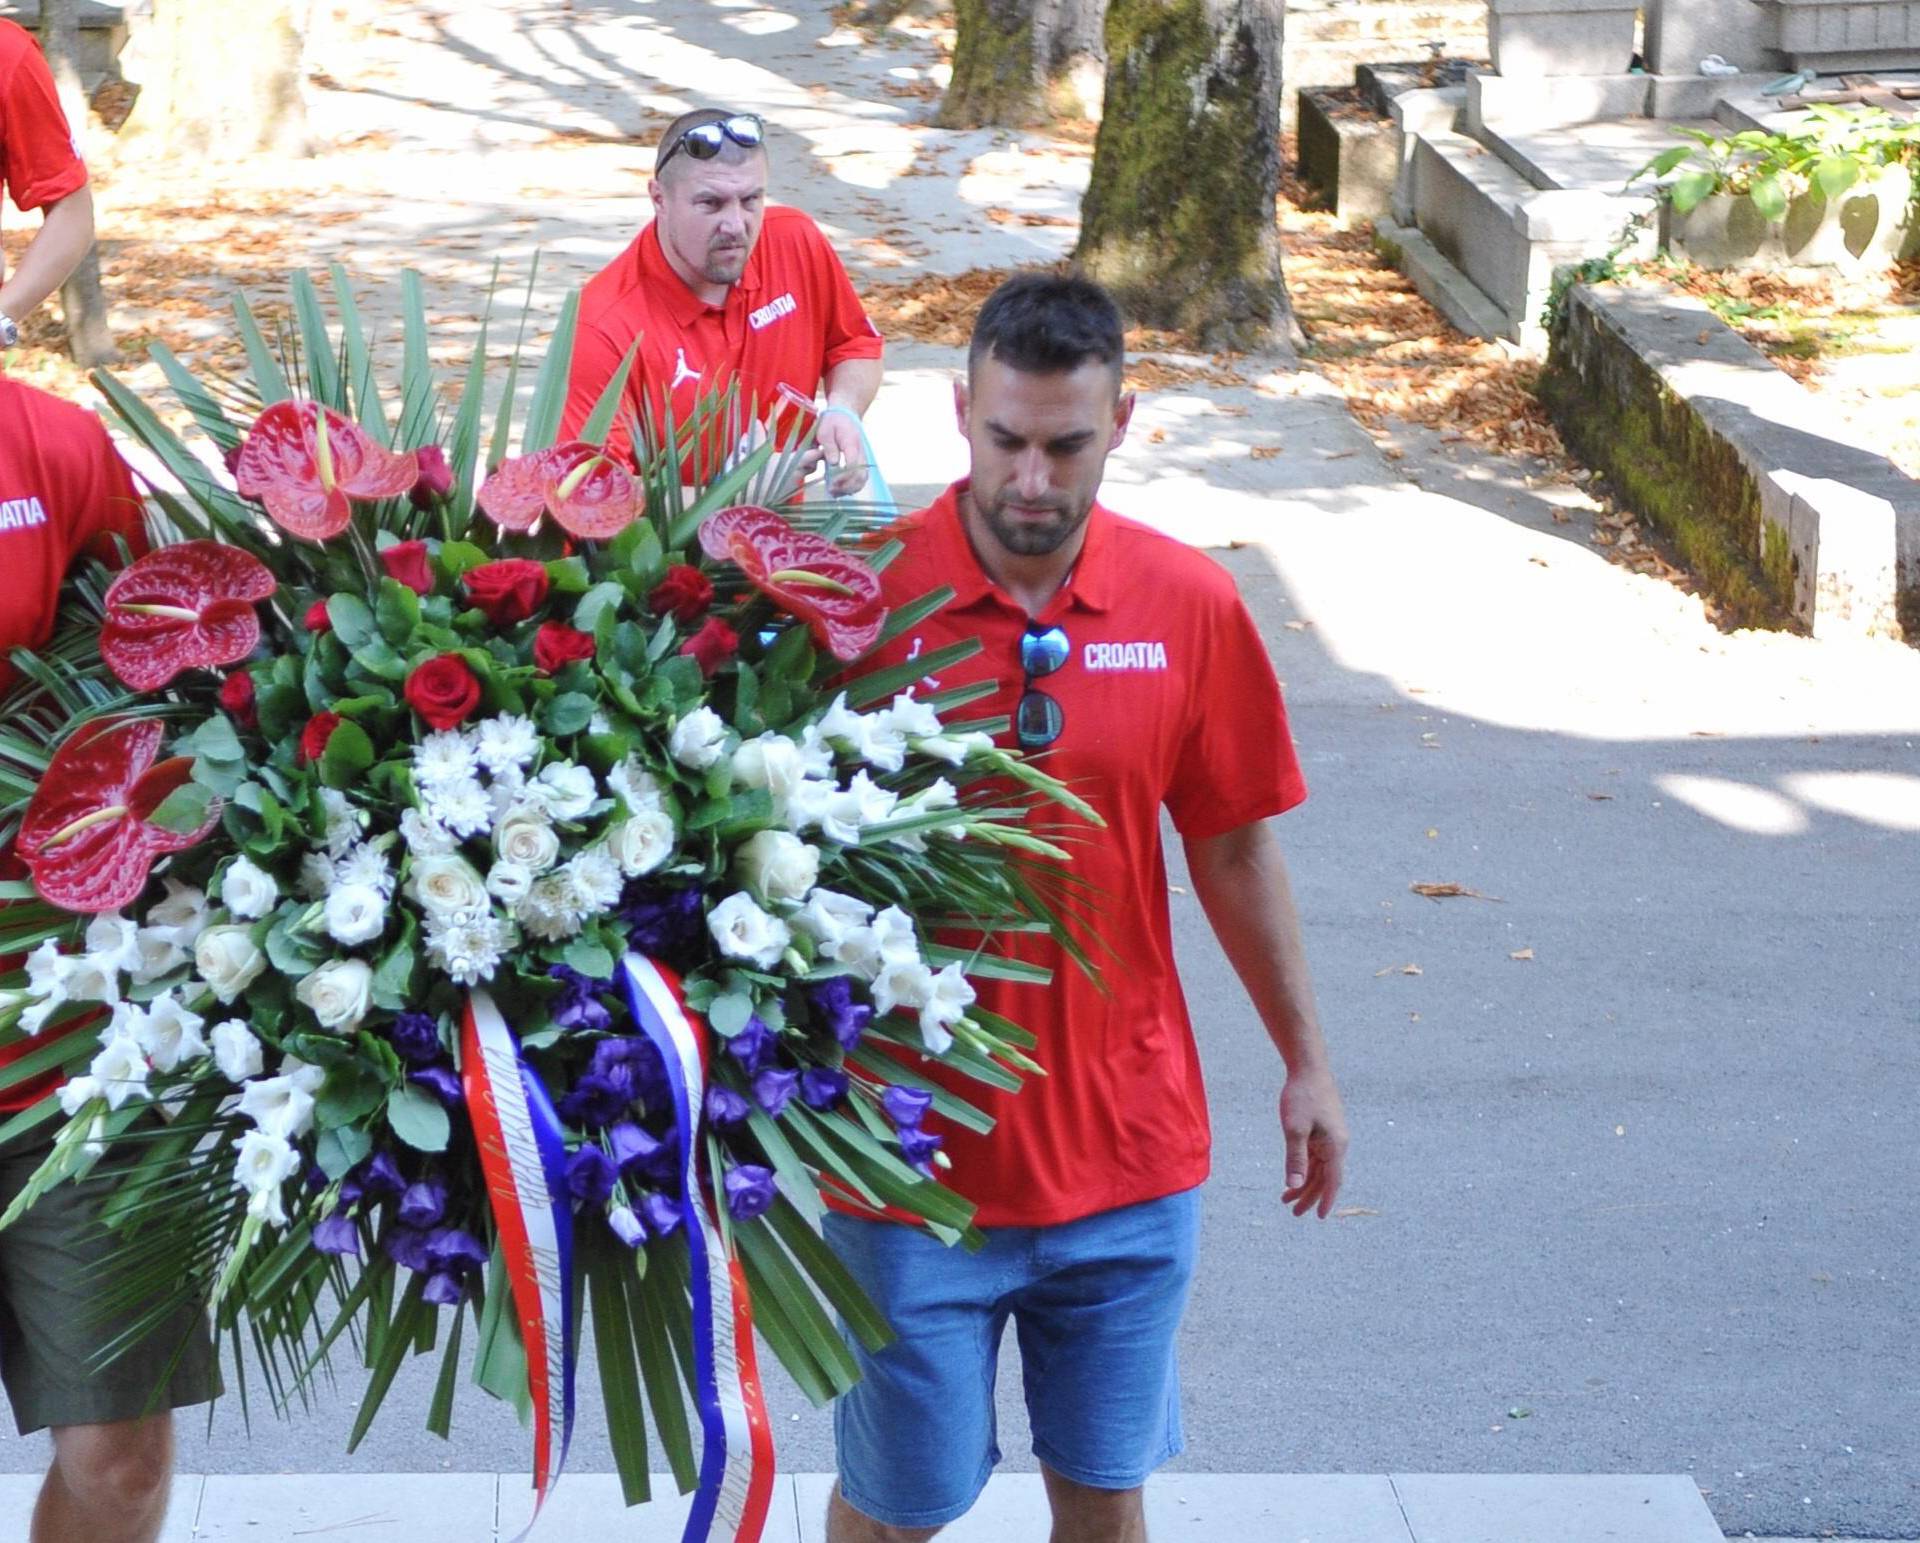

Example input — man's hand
[815,409,869,498]
[1279,1064,1348,1218]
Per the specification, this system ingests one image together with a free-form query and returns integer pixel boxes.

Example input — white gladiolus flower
[399,807,458,858]
[881,693,944,740]
[83,913,143,975]
[733,830,820,904]
[334,842,394,897]
[607,756,665,814]
[295,959,374,1033]
[918,963,976,1055]
[146,879,208,939]
[870,906,920,967]
[220,856,280,919]
[485,861,534,906]
[791,889,876,958]
[89,1035,151,1110]
[412,728,481,790]
[914,730,996,767]
[814,693,867,751]
[565,848,624,914]
[137,993,207,1074]
[494,810,561,874]
[821,771,899,845]
[530,761,597,822]
[871,958,935,1020]
[406,854,490,920]
[515,876,585,943]
[237,1075,315,1141]
[232,1129,300,1212]
[858,714,909,774]
[475,714,540,777]
[325,884,389,947]
[607,810,675,879]
[130,927,189,985]
[247,1182,290,1228]
[833,925,885,980]
[731,735,807,808]
[424,908,507,984]
[281,1055,328,1097]
[899,779,959,815]
[797,723,835,778]
[60,952,120,1008]
[669,706,730,770]
[58,1075,103,1116]
[297,851,336,899]
[210,1020,264,1083]
[195,925,266,1005]
[319,788,361,857]
[423,776,492,839]
[782,777,837,836]
[706,892,792,970]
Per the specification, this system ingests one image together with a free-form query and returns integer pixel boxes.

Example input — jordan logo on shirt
[905,636,943,691]
[671,348,701,390]
[0,496,50,534]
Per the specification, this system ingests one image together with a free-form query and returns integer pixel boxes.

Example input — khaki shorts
[0,1125,220,1434]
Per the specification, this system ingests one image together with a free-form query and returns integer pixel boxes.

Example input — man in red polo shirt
[559,106,883,493]
[824,274,1349,1543]
[0,377,217,1543]
[0,18,96,351]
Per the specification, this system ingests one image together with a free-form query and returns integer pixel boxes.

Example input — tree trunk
[1073,0,1289,349]
[115,0,310,162]
[938,0,1109,128]
[36,0,120,367]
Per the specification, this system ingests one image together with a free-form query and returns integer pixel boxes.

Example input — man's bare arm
[815,355,884,496]
[0,185,94,325]
[1184,817,1349,1217]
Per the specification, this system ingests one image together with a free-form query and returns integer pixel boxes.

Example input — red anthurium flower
[534,622,596,674]
[219,671,257,729]
[298,712,343,766]
[476,442,642,541]
[680,617,740,677]
[98,541,277,691]
[379,539,435,596]
[233,401,420,542]
[698,505,887,660]
[463,559,549,626]
[17,718,221,912]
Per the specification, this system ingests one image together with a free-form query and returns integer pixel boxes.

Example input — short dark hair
[969,272,1125,390]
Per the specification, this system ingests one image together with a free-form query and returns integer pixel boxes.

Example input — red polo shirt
[1,20,87,215]
[559,205,882,471]
[0,377,146,1113]
[859,482,1307,1227]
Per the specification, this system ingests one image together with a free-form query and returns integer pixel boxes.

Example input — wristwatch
[0,313,18,348]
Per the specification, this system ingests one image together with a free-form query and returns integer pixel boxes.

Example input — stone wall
[1283,0,1486,130]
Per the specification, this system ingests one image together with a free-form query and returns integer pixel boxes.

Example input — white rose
[83,913,143,975]
[238,1075,316,1141]
[918,963,976,1056]
[733,829,821,904]
[137,992,207,1075]
[195,925,267,1005]
[485,861,533,906]
[791,889,875,957]
[210,1020,264,1082]
[405,854,490,920]
[494,812,561,875]
[295,958,374,1033]
[872,958,935,1019]
[324,884,389,947]
[706,891,792,970]
[220,856,280,920]
[88,1035,151,1111]
[531,761,598,822]
[399,807,458,858]
[607,810,676,879]
[731,735,807,805]
[669,706,730,770]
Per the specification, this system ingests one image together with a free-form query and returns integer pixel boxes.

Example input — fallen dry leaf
[1333,1207,1380,1219]
[1283,620,1311,631]
[1250,445,1284,459]
[1587,793,1614,801]
[1510,948,1534,961]
[1409,882,1502,902]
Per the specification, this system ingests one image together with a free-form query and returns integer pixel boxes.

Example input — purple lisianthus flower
[800,1066,848,1110]
[751,1066,799,1120]
[639,1190,682,1237]
[548,964,613,1034]
[567,1145,618,1206]
[621,883,705,962]
[424,1226,489,1282]
[726,1016,776,1075]
[607,1120,667,1176]
[387,1011,444,1067]
[608,1204,647,1248]
[704,1085,751,1129]
[810,976,872,1051]
[422,1270,467,1307]
[341,1149,406,1209]
[882,1085,934,1129]
[559,1068,635,1129]
[410,1064,463,1107]
[399,1178,448,1230]
[899,1125,944,1175]
[723,1163,778,1221]
[311,1211,360,1257]
[383,1225,434,1272]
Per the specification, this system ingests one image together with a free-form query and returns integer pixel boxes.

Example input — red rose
[679,617,739,677]
[404,653,482,730]
[304,598,333,633]
[298,711,342,765]
[534,621,597,674]
[463,559,550,626]
[409,446,454,511]
[647,564,714,624]
[379,539,435,596]
[218,670,257,729]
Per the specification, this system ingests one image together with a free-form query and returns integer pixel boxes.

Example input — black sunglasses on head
[1016,623,1069,749]
[657,114,765,174]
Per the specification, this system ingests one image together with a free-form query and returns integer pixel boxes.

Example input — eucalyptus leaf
[387,1084,451,1153]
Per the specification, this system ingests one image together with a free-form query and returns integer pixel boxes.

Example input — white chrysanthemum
[485,861,533,906]
[334,842,394,897]
[145,879,209,939]
[237,1075,315,1141]
[412,728,481,791]
[515,875,586,943]
[137,992,207,1075]
[424,908,507,985]
[706,892,791,970]
[422,776,492,839]
[319,788,361,858]
[83,913,143,975]
[220,855,280,920]
[918,963,976,1056]
[607,756,666,815]
[89,1035,151,1111]
[565,848,624,915]
[210,1020,264,1083]
[530,761,597,822]
[281,1054,328,1097]
[325,883,389,947]
[399,807,458,858]
[296,851,336,900]
[669,706,729,770]
[474,714,539,777]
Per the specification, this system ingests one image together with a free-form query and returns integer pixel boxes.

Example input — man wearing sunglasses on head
[560,108,884,495]
[825,273,1349,1543]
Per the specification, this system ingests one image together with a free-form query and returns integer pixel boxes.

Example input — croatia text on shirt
[1083,640,1169,671]
[747,291,798,331]
[0,495,50,533]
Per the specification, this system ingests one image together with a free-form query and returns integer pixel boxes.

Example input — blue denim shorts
[825,1187,1201,1530]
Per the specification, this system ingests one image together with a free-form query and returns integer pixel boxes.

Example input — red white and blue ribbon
[462,990,577,1540]
[620,954,776,1543]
